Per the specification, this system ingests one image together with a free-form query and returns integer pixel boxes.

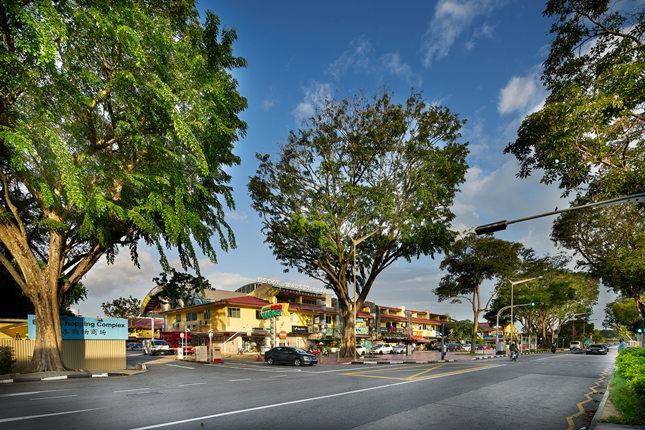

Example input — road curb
[0,372,133,383]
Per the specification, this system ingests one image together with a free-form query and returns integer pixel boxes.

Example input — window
[303,299,316,305]
[228,308,241,318]
[326,316,332,324]
[204,310,210,320]
[256,310,262,319]
[176,315,181,322]
[186,312,197,321]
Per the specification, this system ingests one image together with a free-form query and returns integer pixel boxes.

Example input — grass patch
[603,373,645,425]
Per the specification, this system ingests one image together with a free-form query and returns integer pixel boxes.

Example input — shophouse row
[138,281,455,354]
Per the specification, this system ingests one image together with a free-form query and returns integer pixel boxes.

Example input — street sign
[279,330,287,339]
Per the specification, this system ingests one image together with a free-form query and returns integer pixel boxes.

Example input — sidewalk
[0,367,146,383]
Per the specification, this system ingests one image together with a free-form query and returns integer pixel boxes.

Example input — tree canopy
[0,0,246,371]
[152,269,211,309]
[551,201,645,318]
[101,295,141,319]
[504,0,645,199]
[248,87,469,357]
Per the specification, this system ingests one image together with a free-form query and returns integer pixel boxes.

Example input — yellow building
[0,318,28,340]
[159,282,336,354]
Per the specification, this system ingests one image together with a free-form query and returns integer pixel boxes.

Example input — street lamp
[475,193,645,235]
[504,277,542,344]
[496,302,541,353]
[352,226,385,360]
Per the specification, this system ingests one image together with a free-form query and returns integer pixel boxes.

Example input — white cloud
[327,37,373,79]
[225,211,248,222]
[380,52,422,87]
[292,81,332,123]
[497,74,541,115]
[422,0,500,67]
[83,250,157,298]
[263,99,275,110]
[466,22,495,51]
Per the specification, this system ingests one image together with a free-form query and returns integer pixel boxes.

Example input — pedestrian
[617,338,627,354]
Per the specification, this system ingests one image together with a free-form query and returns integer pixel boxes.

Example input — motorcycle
[510,351,518,361]
[551,346,556,353]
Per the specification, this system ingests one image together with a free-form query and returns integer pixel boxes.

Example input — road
[0,349,613,430]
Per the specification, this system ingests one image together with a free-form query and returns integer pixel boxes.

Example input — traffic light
[627,319,644,334]
[440,324,451,337]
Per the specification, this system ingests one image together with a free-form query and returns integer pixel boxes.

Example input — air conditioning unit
[313,326,320,332]
[314,317,320,324]
[306,319,313,326]
[320,323,326,329]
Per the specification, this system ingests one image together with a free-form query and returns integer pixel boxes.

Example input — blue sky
[81,0,614,327]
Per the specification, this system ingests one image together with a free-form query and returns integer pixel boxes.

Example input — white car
[356,345,367,356]
[370,343,393,355]
[462,343,471,352]
[392,344,406,354]
[143,339,172,356]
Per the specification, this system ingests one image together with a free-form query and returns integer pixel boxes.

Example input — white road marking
[0,408,101,423]
[178,383,207,387]
[165,364,195,370]
[0,390,69,397]
[129,365,504,430]
[114,388,151,393]
[269,375,287,378]
[30,394,78,401]
[228,379,251,382]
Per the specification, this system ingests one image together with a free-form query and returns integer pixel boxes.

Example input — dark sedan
[264,346,318,366]
[586,344,607,355]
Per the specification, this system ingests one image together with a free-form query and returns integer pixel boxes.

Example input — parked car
[586,344,607,355]
[128,343,142,351]
[126,343,135,350]
[570,341,582,351]
[142,339,172,356]
[462,343,471,352]
[356,345,367,356]
[370,343,393,354]
[264,346,318,366]
[599,343,609,352]
[392,344,406,354]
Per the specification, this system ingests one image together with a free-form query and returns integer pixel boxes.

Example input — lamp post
[496,302,539,353]
[504,277,542,344]
[185,327,190,355]
[475,193,645,235]
[352,226,384,360]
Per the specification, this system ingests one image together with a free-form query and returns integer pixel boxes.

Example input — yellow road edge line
[565,367,609,430]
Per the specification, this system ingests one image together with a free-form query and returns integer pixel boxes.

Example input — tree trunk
[23,277,67,373]
[471,312,479,351]
[338,298,356,358]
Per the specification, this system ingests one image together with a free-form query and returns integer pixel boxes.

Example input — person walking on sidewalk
[617,338,627,354]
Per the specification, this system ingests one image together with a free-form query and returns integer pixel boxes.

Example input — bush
[0,346,15,374]
[616,347,645,395]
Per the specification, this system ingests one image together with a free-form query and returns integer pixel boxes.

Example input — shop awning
[412,336,431,343]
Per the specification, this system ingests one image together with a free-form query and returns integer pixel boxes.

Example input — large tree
[0,1,247,371]
[434,233,528,350]
[551,201,645,318]
[248,88,469,357]
[504,0,645,200]
[603,296,641,340]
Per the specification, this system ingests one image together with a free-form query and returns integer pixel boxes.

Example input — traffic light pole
[441,323,445,361]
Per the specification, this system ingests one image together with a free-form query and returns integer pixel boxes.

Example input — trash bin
[496,341,506,355]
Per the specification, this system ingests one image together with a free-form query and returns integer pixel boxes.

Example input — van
[570,341,582,351]
[143,339,171,356]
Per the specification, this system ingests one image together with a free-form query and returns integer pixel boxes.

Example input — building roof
[128,318,164,329]
[411,317,446,325]
[159,295,270,315]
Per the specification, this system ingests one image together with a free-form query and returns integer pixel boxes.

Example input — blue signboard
[28,315,128,340]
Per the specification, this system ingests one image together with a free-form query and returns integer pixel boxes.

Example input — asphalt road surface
[0,350,614,430]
